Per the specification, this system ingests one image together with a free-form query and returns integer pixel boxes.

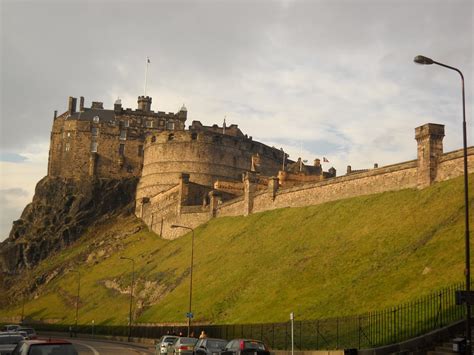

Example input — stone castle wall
[137,123,473,239]
[136,129,285,203]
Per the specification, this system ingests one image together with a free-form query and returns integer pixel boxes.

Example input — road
[68,338,155,355]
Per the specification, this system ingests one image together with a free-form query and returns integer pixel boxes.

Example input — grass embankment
[2,174,472,326]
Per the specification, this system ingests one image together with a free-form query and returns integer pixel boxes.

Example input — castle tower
[137,96,152,112]
[415,123,445,189]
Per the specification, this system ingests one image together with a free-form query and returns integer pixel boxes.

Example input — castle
[48,95,474,239]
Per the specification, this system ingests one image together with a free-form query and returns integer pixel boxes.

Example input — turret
[137,96,152,112]
[114,98,122,113]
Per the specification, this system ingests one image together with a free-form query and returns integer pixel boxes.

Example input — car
[0,333,25,355]
[170,337,198,355]
[12,339,78,355]
[220,339,270,355]
[155,335,179,355]
[1,326,20,333]
[16,330,36,341]
[194,337,228,355]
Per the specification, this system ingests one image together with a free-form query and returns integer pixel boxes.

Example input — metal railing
[30,282,466,350]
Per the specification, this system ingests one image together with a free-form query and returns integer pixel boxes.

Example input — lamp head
[414,55,434,65]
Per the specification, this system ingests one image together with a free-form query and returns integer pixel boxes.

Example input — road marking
[73,340,100,355]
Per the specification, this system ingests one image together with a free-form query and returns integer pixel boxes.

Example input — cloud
[0,0,472,239]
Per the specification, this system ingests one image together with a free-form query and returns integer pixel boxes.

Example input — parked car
[1,326,20,333]
[194,337,228,355]
[170,337,198,355]
[220,339,269,355]
[12,339,78,355]
[155,335,179,355]
[15,330,36,341]
[0,333,25,355]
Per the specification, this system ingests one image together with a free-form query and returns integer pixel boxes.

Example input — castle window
[127,165,133,173]
[124,120,129,128]
[91,142,98,153]
[65,143,70,152]
[167,121,175,130]
[191,132,197,140]
[91,127,99,137]
[138,145,143,156]
[67,132,71,138]
[119,143,125,156]
[120,130,127,140]
[93,116,100,123]
[159,120,164,126]
[146,120,153,128]
[168,133,174,141]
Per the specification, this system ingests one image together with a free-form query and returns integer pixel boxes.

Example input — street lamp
[171,224,195,336]
[414,55,471,353]
[70,270,81,336]
[120,256,135,342]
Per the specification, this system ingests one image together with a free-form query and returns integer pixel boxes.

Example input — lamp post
[70,270,81,336]
[171,224,195,337]
[120,256,135,342]
[414,55,471,354]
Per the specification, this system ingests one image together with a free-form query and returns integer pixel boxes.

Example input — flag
[323,157,329,162]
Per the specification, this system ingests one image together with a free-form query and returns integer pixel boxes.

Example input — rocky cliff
[0,176,138,277]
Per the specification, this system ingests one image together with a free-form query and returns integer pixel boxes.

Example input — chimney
[53,110,58,120]
[347,165,352,174]
[374,163,379,169]
[68,96,77,115]
[137,96,152,112]
[91,101,104,109]
[79,96,85,111]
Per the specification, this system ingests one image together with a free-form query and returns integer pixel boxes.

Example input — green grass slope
[2,174,473,326]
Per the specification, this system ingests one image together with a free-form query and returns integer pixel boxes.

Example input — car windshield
[29,343,78,355]
[178,337,197,345]
[164,337,177,344]
[0,336,24,344]
[207,340,227,349]
[244,341,266,350]
[19,328,35,335]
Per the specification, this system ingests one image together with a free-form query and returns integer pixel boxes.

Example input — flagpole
[144,57,150,96]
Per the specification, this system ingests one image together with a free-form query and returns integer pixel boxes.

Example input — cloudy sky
[0,0,472,241]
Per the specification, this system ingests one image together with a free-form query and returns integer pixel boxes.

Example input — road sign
[186,312,194,318]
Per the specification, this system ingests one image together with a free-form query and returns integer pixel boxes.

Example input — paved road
[68,338,155,355]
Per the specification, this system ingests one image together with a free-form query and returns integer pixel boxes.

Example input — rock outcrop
[0,176,138,275]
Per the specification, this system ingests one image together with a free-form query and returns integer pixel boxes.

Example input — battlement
[144,128,284,161]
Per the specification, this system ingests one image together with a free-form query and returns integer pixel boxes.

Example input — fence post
[358,315,361,349]
[316,320,319,350]
[272,323,275,349]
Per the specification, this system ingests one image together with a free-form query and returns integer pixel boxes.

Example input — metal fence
[32,282,467,350]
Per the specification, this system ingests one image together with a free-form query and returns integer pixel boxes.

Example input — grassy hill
[1,174,472,326]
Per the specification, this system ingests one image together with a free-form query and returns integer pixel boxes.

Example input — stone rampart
[137,123,473,240]
[136,129,284,202]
